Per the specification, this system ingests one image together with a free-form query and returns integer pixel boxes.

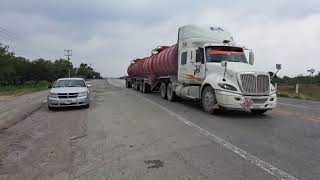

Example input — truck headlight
[49,93,58,98]
[78,91,88,97]
[270,84,276,93]
[218,83,237,91]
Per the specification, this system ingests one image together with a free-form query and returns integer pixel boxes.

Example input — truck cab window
[196,48,204,64]
[205,46,247,63]
[181,52,187,65]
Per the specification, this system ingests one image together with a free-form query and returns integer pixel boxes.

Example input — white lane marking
[129,91,298,180]
[278,102,317,110]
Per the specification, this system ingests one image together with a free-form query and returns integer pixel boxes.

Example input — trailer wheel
[202,86,217,114]
[139,82,144,93]
[142,83,150,93]
[160,82,167,99]
[125,80,132,88]
[136,82,140,91]
[167,83,177,101]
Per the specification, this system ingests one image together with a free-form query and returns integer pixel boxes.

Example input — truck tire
[139,82,144,93]
[202,86,217,114]
[160,82,167,99]
[142,83,150,93]
[125,80,132,88]
[167,83,177,101]
[251,109,268,115]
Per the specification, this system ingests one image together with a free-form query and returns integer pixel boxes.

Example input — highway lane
[108,79,320,180]
[0,79,319,180]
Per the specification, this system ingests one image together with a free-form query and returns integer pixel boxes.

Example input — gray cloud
[0,0,319,77]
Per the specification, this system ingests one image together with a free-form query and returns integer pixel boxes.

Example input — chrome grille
[240,74,270,95]
[257,75,270,94]
[57,93,78,99]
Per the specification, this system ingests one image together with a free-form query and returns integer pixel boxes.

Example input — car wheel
[48,106,55,111]
[202,86,217,114]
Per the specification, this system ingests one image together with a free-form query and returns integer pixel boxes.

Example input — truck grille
[57,93,78,99]
[240,74,270,95]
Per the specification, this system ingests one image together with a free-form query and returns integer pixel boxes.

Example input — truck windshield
[206,46,248,63]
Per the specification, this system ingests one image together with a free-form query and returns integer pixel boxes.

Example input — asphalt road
[0,79,319,180]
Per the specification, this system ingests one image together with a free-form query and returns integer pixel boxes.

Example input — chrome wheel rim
[204,91,214,107]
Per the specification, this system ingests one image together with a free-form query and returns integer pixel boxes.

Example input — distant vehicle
[47,78,91,110]
[125,25,277,114]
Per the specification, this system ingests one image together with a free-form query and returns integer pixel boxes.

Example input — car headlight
[49,93,58,98]
[78,91,88,97]
[218,83,237,91]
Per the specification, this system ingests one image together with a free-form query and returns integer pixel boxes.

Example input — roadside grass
[0,82,50,96]
[277,92,320,101]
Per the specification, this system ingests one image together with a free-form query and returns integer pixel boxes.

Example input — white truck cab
[174,25,277,114]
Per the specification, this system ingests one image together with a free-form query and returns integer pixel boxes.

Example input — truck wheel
[251,109,268,115]
[125,80,132,88]
[167,83,177,101]
[160,82,167,99]
[139,82,144,93]
[142,83,150,93]
[202,86,217,114]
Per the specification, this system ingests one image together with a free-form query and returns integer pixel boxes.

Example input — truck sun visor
[208,50,244,55]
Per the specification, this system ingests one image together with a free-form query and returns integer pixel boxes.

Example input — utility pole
[64,49,72,77]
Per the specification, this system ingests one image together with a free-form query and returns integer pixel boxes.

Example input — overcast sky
[0,0,319,77]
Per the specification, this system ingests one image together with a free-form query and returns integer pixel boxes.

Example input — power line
[0,30,34,49]
[0,26,34,45]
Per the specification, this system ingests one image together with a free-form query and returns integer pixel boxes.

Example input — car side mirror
[249,52,254,65]
[87,84,92,88]
[48,85,52,89]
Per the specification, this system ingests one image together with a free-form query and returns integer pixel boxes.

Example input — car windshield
[206,46,248,63]
[53,80,86,88]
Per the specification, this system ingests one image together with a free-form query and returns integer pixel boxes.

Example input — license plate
[241,98,254,111]
[63,100,72,104]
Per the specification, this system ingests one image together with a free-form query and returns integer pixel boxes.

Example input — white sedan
[47,78,91,110]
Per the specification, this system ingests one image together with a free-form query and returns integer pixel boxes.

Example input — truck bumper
[215,90,277,110]
[47,96,89,107]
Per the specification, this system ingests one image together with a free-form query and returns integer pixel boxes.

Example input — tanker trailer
[125,25,278,114]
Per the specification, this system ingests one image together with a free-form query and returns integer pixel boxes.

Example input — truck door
[178,49,206,84]
[192,47,206,82]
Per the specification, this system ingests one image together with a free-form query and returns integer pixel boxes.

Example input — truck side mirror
[276,64,282,70]
[249,52,254,65]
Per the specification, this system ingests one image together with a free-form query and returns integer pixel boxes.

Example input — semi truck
[125,25,277,114]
